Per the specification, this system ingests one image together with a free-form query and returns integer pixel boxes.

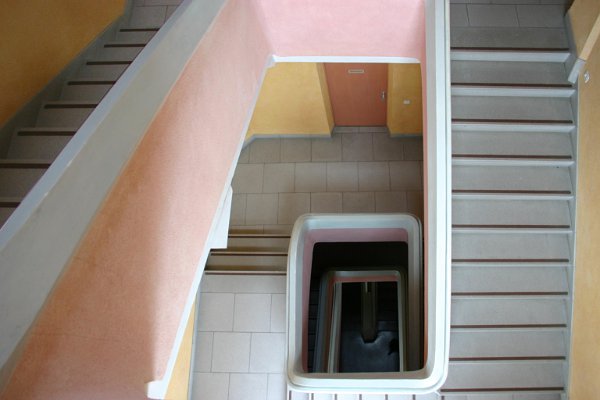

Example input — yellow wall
[246,62,334,139]
[0,0,126,127]
[165,302,196,400]
[569,0,600,59]
[387,64,423,135]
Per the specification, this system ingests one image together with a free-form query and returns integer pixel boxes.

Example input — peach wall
[0,0,426,398]
[0,0,126,127]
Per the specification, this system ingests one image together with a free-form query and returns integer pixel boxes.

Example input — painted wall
[246,62,333,139]
[387,63,423,135]
[0,0,126,127]
[569,18,600,400]
[568,0,600,60]
[0,0,425,397]
[165,303,195,400]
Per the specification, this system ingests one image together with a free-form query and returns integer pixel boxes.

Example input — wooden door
[325,63,388,126]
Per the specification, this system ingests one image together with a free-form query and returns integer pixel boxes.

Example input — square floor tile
[373,133,404,161]
[238,146,250,163]
[403,137,423,160]
[342,192,375,213]
[270,294,286,333]
[326,162,358,191]
[263,163,295,193]
[342,133,373,161]
[295,163,326,192]
[278,193,310,224]
[212,332,251,372]
[232,164,264,194]
[310,192,342,213]
[234,294,271,332]
[358,162,390,191]
[201,275,286,294]
[228,373,268,400]
[375,191,408,213]
[246,194,278,225]
[198,293,234,332]
[389,161,422,190]
[249,333,285,373]
[267,374,287,400]
[193,331,214,373]
[191,373,229,400]
[311,136,342,161]
[249,139,281,163]
[281,139,311,162]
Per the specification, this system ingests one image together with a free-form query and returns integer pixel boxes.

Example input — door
[325,63,388,126]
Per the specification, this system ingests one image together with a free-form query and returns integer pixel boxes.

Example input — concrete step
[451,96,573,122]
[94,44,143,62]
[451,48,570,63]
[115,27,158,43]
[0,197,21,228]
[205,250,287,272]
[77,61,129,80]
[36,102,96,127]
[225,233,291,252]
[61,79,114,102]
[7,128,76,160]
[451,59,570,85]
[0,160,50,197]
[451,27,568,49]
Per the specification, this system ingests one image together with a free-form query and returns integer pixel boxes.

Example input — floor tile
[228,373,268,400]
[358,162,390,191]
[334,126,359,133]
[326,162,358,191]
[375,191,408,213]
[404,137,423,161]
[270,294,286,332]
[467,4,518,27]
[358,126,388,133]
[193,332,214,372]
[249,333,285,373]
[295,163,326,192]
[310,192,343,213]
[278,193,310,224]
[342,192,375,213]
[281,139,311,162]
[373,133,404,161]
[246,194,278,225]
[238,146,250,163]
[267,374,287,400]
[230,194,246,226]
[342,133,373,161]
[202,275,286,294]
[212,332,251,372]
[249,139,281,163]
[389,161,422,190]
[191,373,229,400]
[517,5,565,28]
[311,136,342,162]
[451,4,470,27]
[198,293,234,332]
[263,163,295,193]
[232,164,264,194]
[234,293,271,332]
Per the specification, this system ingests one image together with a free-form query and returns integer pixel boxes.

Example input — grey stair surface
[0,6,175,228]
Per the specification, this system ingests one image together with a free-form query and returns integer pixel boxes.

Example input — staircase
[0,3,181,228]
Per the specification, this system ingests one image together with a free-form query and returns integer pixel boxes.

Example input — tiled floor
[230,127,424,234]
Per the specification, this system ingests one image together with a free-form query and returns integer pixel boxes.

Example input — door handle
[381,91,386,101]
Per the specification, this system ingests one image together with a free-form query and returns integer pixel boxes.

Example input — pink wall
[0,1,425,398]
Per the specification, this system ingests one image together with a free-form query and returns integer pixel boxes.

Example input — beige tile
[228,373,268,400]
[407,190,424,221]
[263,163,295,193]
[326,162,358,191]
[270,294,286,333]
[358,162,390,191]
[250,333,285,373]
[310,192,342,213]
[232,164,264,194]
[191,373,229,400]
[246,194,278,225]
[375,191,408,213]
[198,293,234,332]
[238,146,250,163]
[278,193,310,224]
[211,332,251,372]
[373,133,404,161]
[234,293,271,332]
[404,137,423,160]
[343,192,375,213]
[295,163,326,192]
[249,138,281,163]
[281,138,311,162]
[342,133,373,161]
[230,194,246,226]
[390,161,422,190]
[311,136,342,161]
[193,332,213,372]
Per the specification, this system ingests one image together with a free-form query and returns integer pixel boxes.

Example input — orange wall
[387,63,423,135]
[569,0,600,59]
[0,0,126,127]
[569,21,600,400]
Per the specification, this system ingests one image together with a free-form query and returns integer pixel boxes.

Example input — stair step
[453,231,570,262]
[442,360,564,393]
[0,162,48,197]
[451,297,567,328]
[206,250,287,272]
[452,84,574,98]
[451,60,570,85]
[115,28,157,43]
[36,102,96,127]
[225,233,291,251]
[452,121,575,133]
[451,266,569,295]
[0,197,21,227]
[94,46,143,62]
[453,165,572,193]
[452,130,573,159]
[452,96,573,122]
[451,27,568,49]
[62,81,113,102]
[451,48,570,63]
[449,328,566,360]
[7,132,72,160]
[453,198,571,227]
[78,63,128,80]
[452,156,573,167]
